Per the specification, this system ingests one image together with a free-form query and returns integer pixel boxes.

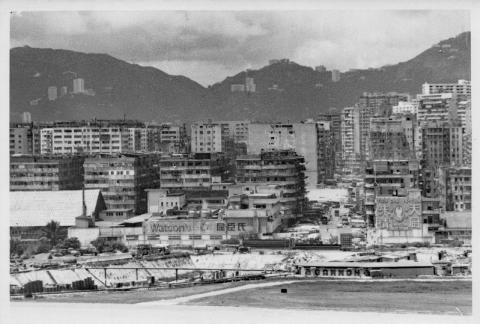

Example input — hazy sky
[10,11,470,86]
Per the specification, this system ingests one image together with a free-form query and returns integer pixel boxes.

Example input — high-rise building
[368,115,415,161]
[357,92,410,162]
[316,121,335,183]
[421,121,465,168]
[315,65,327,72]
[417,93,458,126]
[247,122,318,187]
[9,123,41,155]
[231,84,245,92]
[158,124,188,153]
[48,86,57,101]
[457,99,471,132]
[446,166,471,211]
[10,155,85,191]
[84,153,160,219]
[392,100,418,115]
[422,80,471,96]
[39,120,146,155]
[245,77,256,93]
[364,159,420,227]
[21,112,32,123]
[235,150,306,215]
[60,86,68,97]
[331,69,341,82]
[340,106,361,174]
[191,122,223,153]
[318,110,342,173]
[73,78,85,93]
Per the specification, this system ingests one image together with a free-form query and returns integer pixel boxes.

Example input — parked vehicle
[79,247,98,256]
[132,243,170,258]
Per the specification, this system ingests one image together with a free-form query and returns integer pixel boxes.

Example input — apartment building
[10,155,85,191]
[39,120,149,155]
[364,159,420,227]
[10,123,41,155]
[84,153,161,219]
[341,106,361,174]
[446,167,471,211]
[421,121,465,168]
[368,116,415,161]
[159,153,229,191]
[318,110,342,173]
[357,92,410,162]
[235,150,306,215]
[247,122,318,187]
[422,80,471,96]
[316,121,335,183]
[417,93,458,126]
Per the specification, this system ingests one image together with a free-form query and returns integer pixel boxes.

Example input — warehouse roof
[297,261,433,268]
[441,211,471,229]
[10,190,103,227]
[119,213,153,225]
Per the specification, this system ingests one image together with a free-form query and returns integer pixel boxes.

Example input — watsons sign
[149,223,193,233]
[145,219,252,235]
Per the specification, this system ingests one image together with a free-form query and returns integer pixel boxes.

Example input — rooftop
[441,211,471,229]
[297,261,433,268]
[10,190,103,227]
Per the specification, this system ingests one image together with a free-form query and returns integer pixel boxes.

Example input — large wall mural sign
[375,192,422,231]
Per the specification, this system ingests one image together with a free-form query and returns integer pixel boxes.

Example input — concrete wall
[367,225,435,245]
[68,227,100,247]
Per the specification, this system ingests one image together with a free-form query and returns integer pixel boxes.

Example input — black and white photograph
[1,1,477,323]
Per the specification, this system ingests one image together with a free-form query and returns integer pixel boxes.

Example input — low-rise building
[10,190,105,242]
[435,211,471,245]
[146,189,186,214]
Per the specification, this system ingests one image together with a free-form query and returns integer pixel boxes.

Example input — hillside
[10,32,470,122]
[10,47,210,123]
[209,31,470,121]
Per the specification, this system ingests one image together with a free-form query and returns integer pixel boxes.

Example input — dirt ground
[17,281,253,304]
[185,280,472,315]
[16,278,472,315]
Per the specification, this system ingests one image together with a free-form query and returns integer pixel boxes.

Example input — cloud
[10,10,470,86]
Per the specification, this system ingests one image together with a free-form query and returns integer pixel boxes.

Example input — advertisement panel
[145,218,254,235]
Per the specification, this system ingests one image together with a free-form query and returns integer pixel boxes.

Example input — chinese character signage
[375,193,422,230]
[145,219,252,235]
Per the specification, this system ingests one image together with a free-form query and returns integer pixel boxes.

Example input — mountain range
[10,32,470,123]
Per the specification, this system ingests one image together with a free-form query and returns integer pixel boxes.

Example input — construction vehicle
[132,243,170,258]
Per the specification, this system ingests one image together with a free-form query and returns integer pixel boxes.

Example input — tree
[60,237,81,250]
[90,238,128,253]
[90,238,108,253]
[10,239,24,257]
[42,220,67,247]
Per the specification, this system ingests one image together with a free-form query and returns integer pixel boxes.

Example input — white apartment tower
[422,80,471,96]
[73,78,85,93]
[341,106,361,174]
[48,86,58,101]
[191,122,223,153]
[21,112,32,123]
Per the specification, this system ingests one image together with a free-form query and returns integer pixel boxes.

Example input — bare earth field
[14,279,472,315]
[16,281,252,304]
[184,280,472,315]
